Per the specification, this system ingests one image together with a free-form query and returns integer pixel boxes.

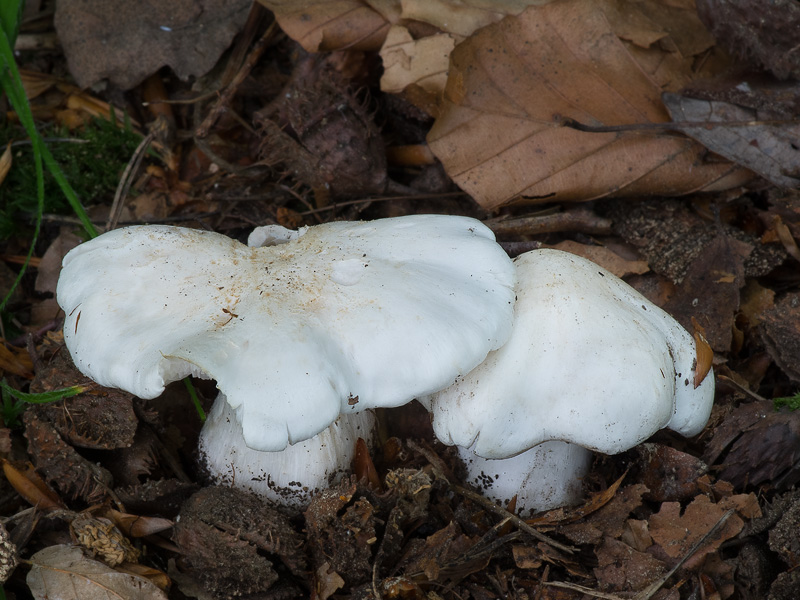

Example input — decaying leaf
[427,0,751,208]
[663,234,751,352]
[663,92,800,188]
[0,342,34,379]
[560,484,648,545]
[759,292,800,382]
[594,536,667,592]
[379,25,457,111]
[259,0,546,54]
[636,444,707,503]
[54,0,252,89]
[705,399,800,491]
[27,545,167,600]
[697,0,800,80]
[649,495,744,569]
[1,459,65,512]
[549,241,649,278]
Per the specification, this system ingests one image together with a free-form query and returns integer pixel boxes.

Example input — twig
[195,21,277,138]
[558,116,800,134]
[632,509,734,600]
[299,191,470,216]
[406,440,576,554]
[485,209,612,237]
[716,374,770,403]
[105,131,154,231]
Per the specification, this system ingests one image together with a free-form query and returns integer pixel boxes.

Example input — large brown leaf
[27,545,167,600]
[427,0,752,208]
[55,0,251,89]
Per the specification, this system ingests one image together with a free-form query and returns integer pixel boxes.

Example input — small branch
[486,209,612,237]
[195,21,277,138]
[558,116,800,135]
[106,131,154,232]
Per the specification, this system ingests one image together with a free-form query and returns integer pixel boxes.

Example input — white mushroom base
[459,441,593,514]
[198,394,376,508]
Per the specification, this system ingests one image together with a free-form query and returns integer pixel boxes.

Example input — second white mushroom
[423,249,715,514]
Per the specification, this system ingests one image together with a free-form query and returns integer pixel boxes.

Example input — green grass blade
[0,380,90,404]
[0,25,98,238]
[0,0,23,47]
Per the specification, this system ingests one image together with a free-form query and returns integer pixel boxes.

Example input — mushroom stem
[457,441,593,514]
[198,394,376,508]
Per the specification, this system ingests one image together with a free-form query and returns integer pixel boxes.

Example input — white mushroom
[56,215,516,502]
[198,393,376,507]
[423,249,714,514]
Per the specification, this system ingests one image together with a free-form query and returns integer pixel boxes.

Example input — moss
[0,116,141,239]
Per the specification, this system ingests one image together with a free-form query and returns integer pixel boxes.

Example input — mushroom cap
[199,394,376,507]
[425,249,714,459]
[57,215,516,451]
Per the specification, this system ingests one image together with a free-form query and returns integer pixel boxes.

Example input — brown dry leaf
[427,0,752,208]
[379,25,456,108]
[739,279,775,327]
[0,342,34,378]
[27,545,168,600]
[531,470,629,527]
[649,495,743,569]
[636,444,707,503]
[549,241,649,278]
[316,562,345,600]
[35,231,81,297]
[1,459,65,511]
[257,0,396,52]
[710,401,800,491]
[560,484,648,545]
[663,234,751,352]
[54,0,252,89]
[260,0,547,53]
[100,508,173,538]
[758,292,800,382]
[663,93,800,188]
[19,70,59,101]
[512,544,542,569]
[116,563,171,592]
[594,536,668,592]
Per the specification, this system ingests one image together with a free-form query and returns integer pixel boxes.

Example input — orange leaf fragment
[354,437,381,490]
[691,317,714,388]
[1,459,65,512]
